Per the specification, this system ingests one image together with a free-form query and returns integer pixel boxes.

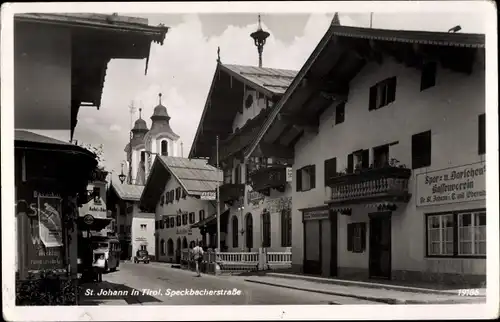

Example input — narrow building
[245,20,486,285]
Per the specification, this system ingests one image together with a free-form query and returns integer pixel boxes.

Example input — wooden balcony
[248,165,288,195]
[325,166,412,205]
[219,183,245,204]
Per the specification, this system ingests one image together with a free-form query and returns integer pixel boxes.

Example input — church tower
[124,107,149,185]
[143,93,181,179]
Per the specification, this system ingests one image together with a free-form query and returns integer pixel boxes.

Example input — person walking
[192,241,204,277]
[93,254,106,282]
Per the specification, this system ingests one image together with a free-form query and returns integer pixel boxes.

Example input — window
[176,215,181,226]
[347,223,366,253]
[159,219,164,229]
[182,213,188,225]
[262,211,271,248]
[478,114,485,155]
[426,211,486,257]
[324,157,337,184]
[189,212,196,224]
[141,151,146,162]
[169,217,175,227]
[140,245,147,251]
[369,77,397,110]
[347,149,369,173]
[335,102,345,124]
[161,140,168,156]
[165,192,170,204]
[161,239,166,255]
[281,209,292,247]
[199,210,205,221]
[245,213,253,249]
[296,165,316,192]
[182,190,187,199]
[412,130,432,169]
[140,224,147,230]
[373,144,390,168]
[93,187,102,204]
[420,62,437,91]
[165,217,170,228]
[232,216,239,248]
[234,164,241,184]
[170,190,175,202]
[167,239,174,256]
[160,195,165,206]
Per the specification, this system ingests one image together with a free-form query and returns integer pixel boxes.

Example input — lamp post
[119,162,127,184]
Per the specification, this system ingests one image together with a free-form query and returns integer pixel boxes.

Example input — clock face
[245,94,253,109]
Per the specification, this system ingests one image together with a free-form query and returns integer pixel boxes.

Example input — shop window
[335,102,345,125]
[140,224,147,231]
[245,213,253,249]
[426,210,486,258]
[182,213,188,225]
[347,223,366,253]
[262,211,271,248]
[478,113,485,155]
[281,209,292,247]
[373,144,390,168]
[199,210,205,221]
[167,239,174,255]
[296,165,316,192]
[189,212,196,224]
[420,61,437,91]
[176,215,181,226]
[232,216,239,248]
[161,140,168,156]
[412,130,432,169]
[369,76,397,111]
[169,217,175,228]
[324,157,337,184]
[160,239,166,255]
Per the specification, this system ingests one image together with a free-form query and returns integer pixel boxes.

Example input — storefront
[300,205,337,277]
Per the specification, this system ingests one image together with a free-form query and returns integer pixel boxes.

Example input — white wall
[131,208,155,257]
[232,88,268,132]
[15,22,72,136]
[293,55,485,275]
[78,181,107,219]
[155,172,216,262]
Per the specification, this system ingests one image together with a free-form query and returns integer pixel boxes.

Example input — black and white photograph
[1,1,498,321]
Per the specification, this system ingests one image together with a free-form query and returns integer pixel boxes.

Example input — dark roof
[15,130,73,146]
[132,118,149,132]
[243,25,485,159]
[15,130,96,157]
[111,182,144,201]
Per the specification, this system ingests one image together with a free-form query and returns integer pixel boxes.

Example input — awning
[330,206,352,215]
[77,217,112,231]
[191,209,230,228]
[364,202,398,212]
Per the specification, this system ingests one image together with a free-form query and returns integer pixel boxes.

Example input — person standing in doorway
[192,241,204,277]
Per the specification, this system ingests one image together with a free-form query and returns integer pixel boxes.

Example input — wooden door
[369,214,392,279]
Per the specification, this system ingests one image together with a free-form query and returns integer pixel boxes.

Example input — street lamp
[118,162,127,184]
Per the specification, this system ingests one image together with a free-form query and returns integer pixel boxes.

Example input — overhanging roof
[243,25,486,159]
[110,182,144,201]
[188,63,297,159]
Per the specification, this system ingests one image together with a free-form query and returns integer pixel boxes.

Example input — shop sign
[201,191,216,200]
[286,167,293,182]
[176,227,193,235]
[16,190,65,274]
[248,190,265,207]
[416,162,486,207]
[135,237,147,242]
[83,214,94,225]
[302,208,329,221]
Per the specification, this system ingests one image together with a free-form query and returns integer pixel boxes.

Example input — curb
[266,273,485,297]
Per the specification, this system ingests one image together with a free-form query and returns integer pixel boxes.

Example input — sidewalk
[244,275,487,304]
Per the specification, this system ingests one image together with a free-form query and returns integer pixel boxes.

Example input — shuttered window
[412,130,432,169]
[369,77,397,110]
[347,222,366,253]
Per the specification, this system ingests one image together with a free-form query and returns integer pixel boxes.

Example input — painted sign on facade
[302,208,329,221]
[201,191,216,200]
[176,227,193,235]
[416,162,486,207]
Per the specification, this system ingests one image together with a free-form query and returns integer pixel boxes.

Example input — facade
[13,13,167,280]
[78,173,111,236]
[107,182,156,260]
[189,62,297,253]
[245,21,486,285]
[140,156,222,262]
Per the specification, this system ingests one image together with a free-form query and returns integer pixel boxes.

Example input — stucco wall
[131,207,155,257]
[293,55,486,276]
[232,88,268,132]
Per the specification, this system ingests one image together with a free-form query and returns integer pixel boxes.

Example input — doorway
[369,213,392,279]
[303,220,321,275]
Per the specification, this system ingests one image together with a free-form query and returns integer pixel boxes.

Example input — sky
[65,11,485,178]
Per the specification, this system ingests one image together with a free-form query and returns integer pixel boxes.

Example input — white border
[1,1,498,321]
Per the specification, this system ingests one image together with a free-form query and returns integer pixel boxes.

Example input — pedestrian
[192,241,204,277]
[93,254,105,282]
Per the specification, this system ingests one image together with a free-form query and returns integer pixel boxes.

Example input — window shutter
[296,169,302,191]
[362,149,370,169]
[361,223,367,251]
[171,190,175,201]
[310,165,316,189]
[478,114,485,155]
[347,154,354,173]
[347,223,353,251]
[387,77,397,103]
[324,160,329,185]
[324,158,337,184]
[369,86,377,110]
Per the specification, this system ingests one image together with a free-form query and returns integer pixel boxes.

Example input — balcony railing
[219,183,245,204]
[248,165,287,193]
[326,166,412,204]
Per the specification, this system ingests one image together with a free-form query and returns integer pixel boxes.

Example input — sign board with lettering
[200,191,216,200]
[286,167,293,182]
[302,208,330,221]
[416,162,486,207]
[176,227,193,235]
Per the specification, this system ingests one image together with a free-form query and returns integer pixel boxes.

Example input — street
[79,262,382,305]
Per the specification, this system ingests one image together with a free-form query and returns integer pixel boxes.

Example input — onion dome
[148,93,179,138]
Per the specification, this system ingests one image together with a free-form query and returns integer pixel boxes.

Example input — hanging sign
[416,162,486,207]
[302,208,329,221]
[286,167,293,182]
[83,214,95,225]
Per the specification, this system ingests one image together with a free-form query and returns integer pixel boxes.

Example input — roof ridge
[223,63,298,73]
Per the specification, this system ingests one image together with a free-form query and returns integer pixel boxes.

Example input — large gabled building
[245,19,486,287]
